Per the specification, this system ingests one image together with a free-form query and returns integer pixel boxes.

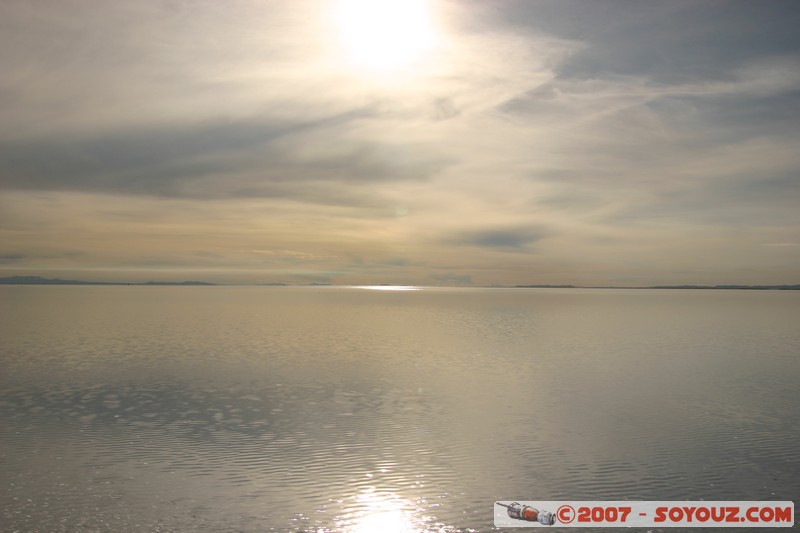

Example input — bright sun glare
[346,491,417,533]
[335,0,437,71]
[351,509,415,533]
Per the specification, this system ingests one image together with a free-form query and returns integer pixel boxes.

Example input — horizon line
[1,275,799,290]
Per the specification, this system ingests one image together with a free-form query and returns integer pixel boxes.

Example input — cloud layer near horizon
[1,0,799,285]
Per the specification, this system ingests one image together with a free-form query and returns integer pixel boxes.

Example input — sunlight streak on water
[340,491,417,533]
[351,509,415,533]
[355,285,421,291]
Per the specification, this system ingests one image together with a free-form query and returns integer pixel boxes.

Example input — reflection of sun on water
[351,508,415,533]
[340,490,419,532]
[357,285,420,291]
[334,0,439,72]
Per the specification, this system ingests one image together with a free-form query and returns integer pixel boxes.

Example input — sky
[1,0,799,286]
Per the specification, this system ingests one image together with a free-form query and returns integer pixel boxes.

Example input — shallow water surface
[1,286,798,531]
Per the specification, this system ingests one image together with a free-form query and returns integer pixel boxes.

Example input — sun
[334,0,438,71]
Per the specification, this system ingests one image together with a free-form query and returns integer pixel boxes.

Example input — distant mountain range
[0,276,215,286]
[515,284,800,290]
[648,284,800,290]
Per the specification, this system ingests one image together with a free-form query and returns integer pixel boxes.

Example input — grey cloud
[0,250,86,264]
[0,111,448,207]
[384,258,424,267]
[494,0,800,84]
[445,225,550,251]
[534,187,609,212]
[431,98,460,121]
[0,113,346,186]
[647,90,800,145]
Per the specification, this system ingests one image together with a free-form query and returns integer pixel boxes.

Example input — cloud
[490,1,800,84]
[0,112,449,206]
[383,257,425,267]
[445,225,551,252]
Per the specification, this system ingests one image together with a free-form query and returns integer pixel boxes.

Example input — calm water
[1,286,798,531]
